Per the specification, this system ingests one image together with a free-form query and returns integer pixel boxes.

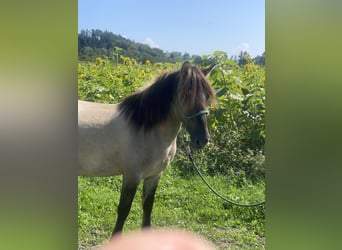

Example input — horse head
[177,62,216,149]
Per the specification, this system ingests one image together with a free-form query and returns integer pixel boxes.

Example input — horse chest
[138,140,177,179]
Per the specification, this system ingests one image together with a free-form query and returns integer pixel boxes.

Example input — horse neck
[154,106,182,145]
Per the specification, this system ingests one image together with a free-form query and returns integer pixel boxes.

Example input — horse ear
[180,61,191,78]
[202,64,217,76]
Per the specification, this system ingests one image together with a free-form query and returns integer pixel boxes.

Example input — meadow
[78,53,265,249]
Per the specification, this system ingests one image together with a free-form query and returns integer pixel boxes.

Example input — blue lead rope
[186,145,265,207]
[186,110,209,120]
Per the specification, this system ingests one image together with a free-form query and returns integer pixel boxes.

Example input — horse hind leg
[112,177,139,236]
[142,174,161,228]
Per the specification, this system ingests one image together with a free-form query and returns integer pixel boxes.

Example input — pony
[78,62,216,236]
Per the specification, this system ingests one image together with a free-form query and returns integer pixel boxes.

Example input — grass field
[78,159,265,249]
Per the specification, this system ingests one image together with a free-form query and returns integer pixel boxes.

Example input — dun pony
[78,62,216,236]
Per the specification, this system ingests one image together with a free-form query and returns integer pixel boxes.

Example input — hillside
[78,29,200,63]
[78,29,265,65]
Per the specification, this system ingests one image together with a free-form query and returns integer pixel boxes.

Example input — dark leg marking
[112,178,139,236]
[142,174,161,228]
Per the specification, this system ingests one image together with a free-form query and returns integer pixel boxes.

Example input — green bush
[175,54,265,183]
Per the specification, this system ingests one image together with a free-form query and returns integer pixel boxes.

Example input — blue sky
[78,0,264,57]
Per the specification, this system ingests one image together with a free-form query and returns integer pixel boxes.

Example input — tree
[182,53,190,61]
[253,52,265,66]
[192,55,202,64]
[79,46,94,61]
[238,51,252,66]
[169,52,182,62]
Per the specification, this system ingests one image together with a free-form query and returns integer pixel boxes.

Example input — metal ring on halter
[186,110,209,120]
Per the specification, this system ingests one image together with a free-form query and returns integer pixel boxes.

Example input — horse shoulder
[78,100,131,177]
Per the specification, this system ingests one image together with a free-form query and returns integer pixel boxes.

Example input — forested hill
[78,29,265,65]
[78,29,198,63]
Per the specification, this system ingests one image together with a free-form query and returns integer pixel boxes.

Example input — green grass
[78,163,265,249]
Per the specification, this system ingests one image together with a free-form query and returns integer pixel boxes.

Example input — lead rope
[185,144,265,207]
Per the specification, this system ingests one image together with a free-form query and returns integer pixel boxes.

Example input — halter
[186,110,209,120]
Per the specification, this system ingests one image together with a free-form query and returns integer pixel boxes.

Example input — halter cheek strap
[186,110,209,120]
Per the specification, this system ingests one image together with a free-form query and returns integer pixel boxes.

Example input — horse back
[78,100,128,176]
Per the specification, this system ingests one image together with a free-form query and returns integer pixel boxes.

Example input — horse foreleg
[112,177,139,236]
[142,174,161,228]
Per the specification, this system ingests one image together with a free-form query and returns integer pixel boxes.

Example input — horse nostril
[194,137,209,148]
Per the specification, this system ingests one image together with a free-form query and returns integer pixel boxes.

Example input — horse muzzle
[191,134,210,149]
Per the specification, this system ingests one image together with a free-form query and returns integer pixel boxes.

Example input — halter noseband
[186,110,209,120]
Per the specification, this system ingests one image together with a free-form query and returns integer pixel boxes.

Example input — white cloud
[237,42,250,52]
[144,37,159,48]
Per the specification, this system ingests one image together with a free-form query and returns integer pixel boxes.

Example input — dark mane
[118,63,216,131]
[118,71,179,131]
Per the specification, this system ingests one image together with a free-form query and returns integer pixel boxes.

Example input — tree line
[78,29,265,66]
